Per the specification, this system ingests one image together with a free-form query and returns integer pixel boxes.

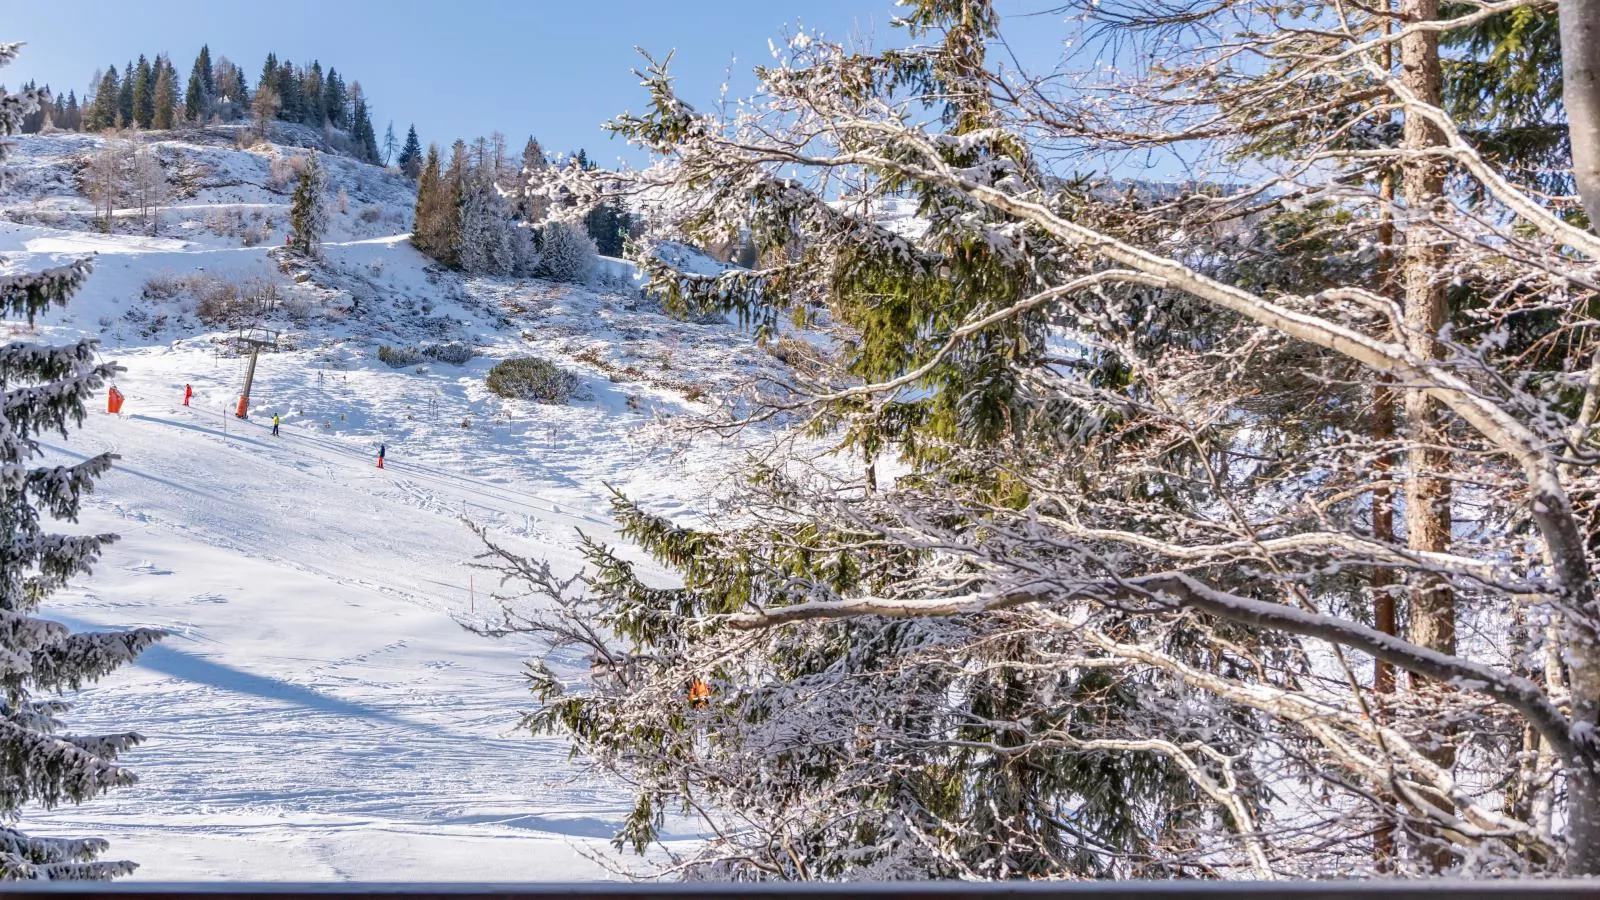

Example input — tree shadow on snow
[47,614,460,740]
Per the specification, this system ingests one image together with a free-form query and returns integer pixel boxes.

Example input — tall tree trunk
[1400,0,1457,870]
[1372,158,1400,869]
[1561,0,1600,228]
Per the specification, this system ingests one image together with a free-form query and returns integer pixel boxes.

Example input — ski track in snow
[0,131,779,881]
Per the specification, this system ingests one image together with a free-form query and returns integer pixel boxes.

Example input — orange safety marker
[235,394,250,419]
[689,677,712,707]
[106,386,124,414]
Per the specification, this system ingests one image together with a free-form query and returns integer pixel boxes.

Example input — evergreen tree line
[13,45,384,164]
[252,52,379,162]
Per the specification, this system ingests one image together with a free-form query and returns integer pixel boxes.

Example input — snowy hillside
[0,129,788,880]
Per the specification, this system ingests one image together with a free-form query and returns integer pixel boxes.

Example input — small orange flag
[689,678,712,707]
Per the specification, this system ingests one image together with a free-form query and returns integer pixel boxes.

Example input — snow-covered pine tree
[0,42,163,879]
[536,220,596,283]
[288,150,328,258]
[511,223,539,276]
[455,175,515,276]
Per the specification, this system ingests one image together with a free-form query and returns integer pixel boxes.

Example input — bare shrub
[142,274,184,301]
[266,154,306,193]
[194,280,243,325]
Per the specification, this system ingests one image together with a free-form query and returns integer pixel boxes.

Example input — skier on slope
[377,443,386,469]
[271,414,281,436]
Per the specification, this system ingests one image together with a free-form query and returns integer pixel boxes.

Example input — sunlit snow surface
[0,130,785,880]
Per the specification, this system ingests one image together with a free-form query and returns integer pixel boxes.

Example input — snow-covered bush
[423,342,474,366]
[486,356,580,404]
[377,344,426,368]
[537,221,598,283]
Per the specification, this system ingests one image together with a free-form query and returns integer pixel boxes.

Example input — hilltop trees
[473,0,1600,881]
[288,150,328,258]
[53,46,380,159]
[0,40,162,879]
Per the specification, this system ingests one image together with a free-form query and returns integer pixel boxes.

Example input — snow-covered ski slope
[0,129,783,880]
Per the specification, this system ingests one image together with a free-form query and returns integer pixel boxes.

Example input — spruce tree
[196,44,213,97]
[86,67,117,132]
[0,42,163,879]
[288,150,328,258]
[184,48,211,123]
[130,55,152,129]
[322,69,345,129]
[115,60,133,128]
[257,53,277,103]
[182,69,204,124]
[274,60,300,123]
[151,59,176,130]
[349,91,378,163]
[227,63,248,110]
[397,125,422,178]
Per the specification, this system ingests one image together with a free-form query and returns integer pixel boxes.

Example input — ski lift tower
[234,325,280,419]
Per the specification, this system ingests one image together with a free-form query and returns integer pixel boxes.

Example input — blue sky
[3,0,928,167]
